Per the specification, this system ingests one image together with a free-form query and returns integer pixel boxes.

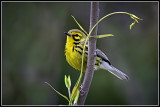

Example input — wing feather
[96,49,111,65]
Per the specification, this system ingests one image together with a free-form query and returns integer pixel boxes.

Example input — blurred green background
[2,2,158,105]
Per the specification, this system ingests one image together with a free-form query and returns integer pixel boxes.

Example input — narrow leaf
[130,21,136,30]
[69,84,80,105]
[65,75,68,87]
[73,90,80,104]
[68,75,71,87]
[71,15,88,35]
[129,14,142,30]
[65,75,71,88]
[44,82,69,102]
[130,14,142,20]
[131,15,139,23]
[93,34,114,38]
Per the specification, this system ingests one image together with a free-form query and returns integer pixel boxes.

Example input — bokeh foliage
[2,2,158,105]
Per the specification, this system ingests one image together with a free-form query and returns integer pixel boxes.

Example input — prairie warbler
[64,29,128,80]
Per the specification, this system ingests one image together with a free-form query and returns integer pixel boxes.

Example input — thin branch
[77,2,99,105]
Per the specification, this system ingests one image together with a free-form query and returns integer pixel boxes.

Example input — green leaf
[65,75,67,86]
[65,75,71,88]
[44,82,69,102]
[130,14,142,20]
[71,15,88,35]
[69,84,80,105]
[93,34,114,38]
[73,90,80,105]
[129,14,143,30]
[68,76,71,87]
[130,21,136,30]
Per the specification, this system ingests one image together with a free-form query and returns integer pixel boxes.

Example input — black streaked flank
[85,52,88,55]
[75,45,83,51]
[85,46,88,50]
[73,42,80,45]
[75,49,82,55]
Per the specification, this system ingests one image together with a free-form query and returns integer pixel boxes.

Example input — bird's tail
[100,61,129,80]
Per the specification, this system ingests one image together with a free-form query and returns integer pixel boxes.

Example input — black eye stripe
[72,34,80,37]
[72,34,80,41]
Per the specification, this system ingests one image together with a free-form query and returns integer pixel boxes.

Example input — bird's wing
[96,49,111,65]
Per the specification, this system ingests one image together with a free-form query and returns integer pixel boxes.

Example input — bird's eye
[75,34,79,37]
[72,34,80,37]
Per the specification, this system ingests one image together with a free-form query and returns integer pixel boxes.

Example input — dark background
[2,2,158,105]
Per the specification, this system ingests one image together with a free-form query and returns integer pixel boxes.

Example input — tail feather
[100,61,129,80]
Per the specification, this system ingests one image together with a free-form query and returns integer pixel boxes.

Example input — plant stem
[77,2,99,105]
[68,88,71,100]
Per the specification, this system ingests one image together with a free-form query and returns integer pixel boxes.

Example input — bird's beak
[64,32,72,36]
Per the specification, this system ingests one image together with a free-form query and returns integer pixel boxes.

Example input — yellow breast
[65,37,86,71]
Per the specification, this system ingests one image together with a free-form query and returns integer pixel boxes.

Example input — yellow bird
[64,29,128,80]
